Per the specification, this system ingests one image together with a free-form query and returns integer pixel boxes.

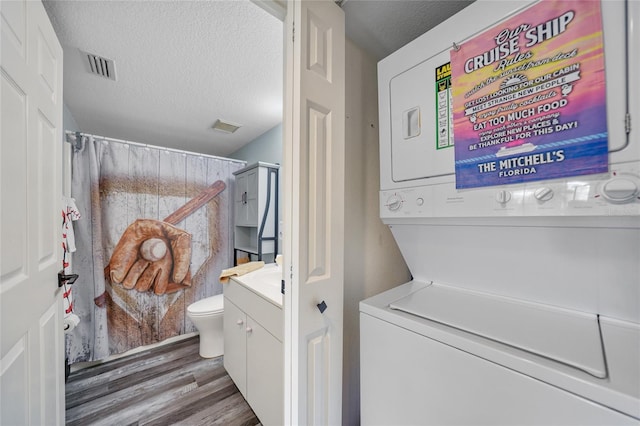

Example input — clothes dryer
[362,0,640,424]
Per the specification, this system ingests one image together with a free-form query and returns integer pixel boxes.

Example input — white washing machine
[361,282,640,425]
[361,0,640,424]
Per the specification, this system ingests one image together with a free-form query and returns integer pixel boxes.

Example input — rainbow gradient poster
[450,0,608,189]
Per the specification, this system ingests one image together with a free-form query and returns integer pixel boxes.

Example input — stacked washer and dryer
[360,0,640,424]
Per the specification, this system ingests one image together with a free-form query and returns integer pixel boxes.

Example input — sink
[230,263,283,306]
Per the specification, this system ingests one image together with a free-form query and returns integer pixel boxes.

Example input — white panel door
[283,1,345,424]
[0,1,64,424]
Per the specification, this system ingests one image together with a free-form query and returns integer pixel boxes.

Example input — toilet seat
[187,294,224,316]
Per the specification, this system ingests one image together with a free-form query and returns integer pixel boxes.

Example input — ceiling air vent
[81,50,117,81]
[212,119,241,134]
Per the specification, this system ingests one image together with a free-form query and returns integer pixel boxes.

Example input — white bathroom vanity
[223,263,283,426]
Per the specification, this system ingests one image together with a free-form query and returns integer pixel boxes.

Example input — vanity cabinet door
[246,316,283,426]
[223,298,247,397]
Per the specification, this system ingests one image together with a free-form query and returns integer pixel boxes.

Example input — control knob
[495,190,511,204]
[534,187,554,202]
[601,177,639,204]
[386,194,403,211]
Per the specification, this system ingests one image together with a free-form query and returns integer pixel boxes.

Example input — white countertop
[230,263,283,307]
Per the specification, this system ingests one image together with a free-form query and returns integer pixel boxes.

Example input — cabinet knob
[317,300,327,314]
[246,326,253,334]
[237,319,244,326]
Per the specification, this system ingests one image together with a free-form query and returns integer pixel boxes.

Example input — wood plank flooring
[66,336,260,426]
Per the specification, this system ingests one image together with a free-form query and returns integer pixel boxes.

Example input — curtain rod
[64,130,246,164]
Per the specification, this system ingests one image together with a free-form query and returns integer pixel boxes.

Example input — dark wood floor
[65,336,260,426]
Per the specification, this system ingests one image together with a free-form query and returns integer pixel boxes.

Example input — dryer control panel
[378,0,640,218]
[381,163,640,219]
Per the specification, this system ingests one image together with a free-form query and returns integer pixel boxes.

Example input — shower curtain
[67,135,244,363]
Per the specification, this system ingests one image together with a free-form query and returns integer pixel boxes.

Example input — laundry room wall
[343,38,411,425]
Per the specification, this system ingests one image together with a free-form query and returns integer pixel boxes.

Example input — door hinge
[625,112,631,134]
[281,279,285,295]
[292,22,295,43]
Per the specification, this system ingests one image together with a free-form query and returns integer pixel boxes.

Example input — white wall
[62,103,80,196]
[342,39,411,426]
[64,102,80,133]
[229,123,282,165]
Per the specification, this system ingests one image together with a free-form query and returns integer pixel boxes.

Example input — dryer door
[383,0,638,188]
[389,51,456,183]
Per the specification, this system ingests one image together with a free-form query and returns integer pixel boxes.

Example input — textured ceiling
[43,0,283,157]
[343,0,474,60]
[43,0,474,157]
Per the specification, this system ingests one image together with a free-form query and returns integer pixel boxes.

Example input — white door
[283,1,345,424]
[1,0,65,424]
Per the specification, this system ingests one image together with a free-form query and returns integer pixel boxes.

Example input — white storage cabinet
[233,162,279,262]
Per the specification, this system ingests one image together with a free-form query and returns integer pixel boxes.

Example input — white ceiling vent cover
[81,50,117,81]
[212,119,241,134]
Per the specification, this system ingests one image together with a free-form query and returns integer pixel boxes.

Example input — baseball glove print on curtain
[67,135,244,363]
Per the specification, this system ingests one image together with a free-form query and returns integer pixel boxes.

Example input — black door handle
[58,271,78,288]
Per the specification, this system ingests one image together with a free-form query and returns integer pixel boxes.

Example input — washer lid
[390,283,606,378]
[188,295,224,314]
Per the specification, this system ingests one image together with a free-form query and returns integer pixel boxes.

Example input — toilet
[187,294,224,358]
